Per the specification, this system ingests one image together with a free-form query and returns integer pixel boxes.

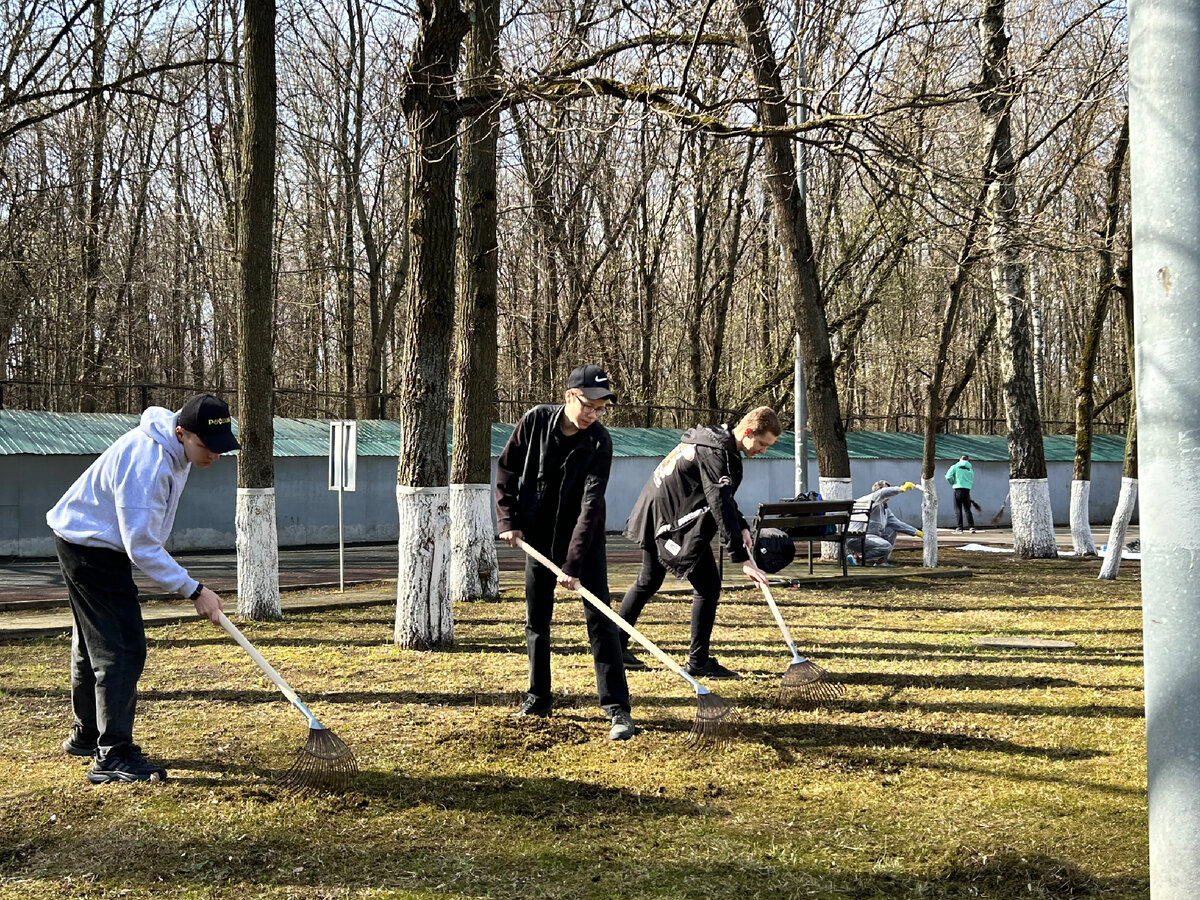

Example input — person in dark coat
[617,407,781,679]
[494,364,636,741]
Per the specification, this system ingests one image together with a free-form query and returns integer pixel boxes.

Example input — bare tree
[393,0,468,649]
[736,0,851,515]
[236,0,280,619]
[449,0,501,604]
[979,0,1055,558]
[1070,110,1128,555]
[1099,234,1135,580]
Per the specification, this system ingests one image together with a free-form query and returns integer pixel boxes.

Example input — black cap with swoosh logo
[566,364,617,402]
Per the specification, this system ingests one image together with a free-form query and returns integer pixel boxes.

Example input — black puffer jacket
[494,404,612,577]
[623,424,750,578]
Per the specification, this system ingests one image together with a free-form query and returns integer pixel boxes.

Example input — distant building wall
[5,450,1135,557]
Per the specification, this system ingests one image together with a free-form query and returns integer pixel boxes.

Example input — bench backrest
[849,498,875,531]
[753,499,853,538]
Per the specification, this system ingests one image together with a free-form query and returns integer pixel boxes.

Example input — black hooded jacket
[623,424,750,578]
[494,404,612,577]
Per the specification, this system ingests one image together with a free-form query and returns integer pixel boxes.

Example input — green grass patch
[0,550,1147,898]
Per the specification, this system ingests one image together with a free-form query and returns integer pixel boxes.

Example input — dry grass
[0,548,1147,899]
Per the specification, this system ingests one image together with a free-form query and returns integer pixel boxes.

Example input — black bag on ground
[753,528,796,573]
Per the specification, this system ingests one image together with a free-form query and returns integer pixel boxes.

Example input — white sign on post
[328,421,358,591]
[328,420,358,493]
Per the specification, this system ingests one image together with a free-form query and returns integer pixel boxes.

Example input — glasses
[572,393,609,417]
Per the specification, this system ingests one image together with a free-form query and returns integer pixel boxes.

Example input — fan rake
[755,580,843,706]
[218,612,357,792]
[517,540,736,747]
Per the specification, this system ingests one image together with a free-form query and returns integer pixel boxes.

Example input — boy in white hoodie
[46,393,237,783]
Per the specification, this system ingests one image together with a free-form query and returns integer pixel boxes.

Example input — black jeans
[954,488,975,528]
[55,537,145,760]
[618,547,721,668]
[523,541,630,715]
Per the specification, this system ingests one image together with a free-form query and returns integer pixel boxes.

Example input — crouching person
[847,480,922,567]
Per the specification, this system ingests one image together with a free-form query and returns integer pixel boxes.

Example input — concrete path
[0,526,1134,640]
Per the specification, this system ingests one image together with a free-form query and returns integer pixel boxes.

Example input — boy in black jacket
[495,364,635,740]
[618,407,779,679]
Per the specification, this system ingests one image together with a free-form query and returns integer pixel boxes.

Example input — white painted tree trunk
[236,487,281,620]
[921,476,939,567]
[449,483,499,603]
[395,485,453,649]
[1009,478,1058,559]
[1070,480,1097,556]
[1099,477,1139,580]
[820,476,853,559]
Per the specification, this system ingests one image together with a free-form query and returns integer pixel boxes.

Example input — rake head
[780,658,844,706]
[277,725,358,793]
[686,691,737,748]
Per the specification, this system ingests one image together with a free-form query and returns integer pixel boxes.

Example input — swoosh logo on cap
[594,375,607,382]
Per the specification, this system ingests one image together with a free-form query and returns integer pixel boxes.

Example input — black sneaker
[686,656,740,679]
[62,726,99,758]
[513,696,552,718]
[621,648,648,670]
[86,746,168,783]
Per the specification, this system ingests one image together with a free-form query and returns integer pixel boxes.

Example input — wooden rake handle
[755,580,804,662]
[516,539,707,694]
[218,612,320,728]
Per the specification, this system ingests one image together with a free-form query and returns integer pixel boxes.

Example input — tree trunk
[920,134,998,566]
[736,0,850,482]
[706,140,756,420]
[236,0,280,620]
[79,0,107,412]
[395,0,468,648]
[449,0,500,604]
[979,0,1055,558]
[921,476,939,567]
[1071,111,1129,556]
[1100,237,1136,581]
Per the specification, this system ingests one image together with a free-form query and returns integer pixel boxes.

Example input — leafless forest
[0,0,1128,432]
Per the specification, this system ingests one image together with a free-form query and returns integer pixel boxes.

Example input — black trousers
[55,537,145,760]
[954,488,975,528]
[618,547,721,668]
[523,541,630,715]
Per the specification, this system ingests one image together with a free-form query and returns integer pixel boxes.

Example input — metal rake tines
[276,726,358,793]
[687,691,737,748]
[779,659,844,706]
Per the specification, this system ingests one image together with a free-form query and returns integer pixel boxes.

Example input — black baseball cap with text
[177,394,240,453]
[567,364,616,402]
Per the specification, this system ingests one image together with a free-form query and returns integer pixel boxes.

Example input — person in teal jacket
[945,455,976,532]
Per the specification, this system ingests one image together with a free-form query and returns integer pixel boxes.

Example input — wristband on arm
[188,582,205,601]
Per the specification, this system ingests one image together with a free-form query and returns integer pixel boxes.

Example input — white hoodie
[46,406,199,597]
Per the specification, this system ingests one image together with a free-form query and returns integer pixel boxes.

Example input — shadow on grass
[2,830,1147,900]
[736,719,1107,760]
[150,764,710,818]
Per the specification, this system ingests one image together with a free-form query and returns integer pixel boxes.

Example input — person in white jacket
[847,480,922,567]
[46,394,237,783]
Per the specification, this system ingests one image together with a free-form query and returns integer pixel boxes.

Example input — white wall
[4,452,1135,557]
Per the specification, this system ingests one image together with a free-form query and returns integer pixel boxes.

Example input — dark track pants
[55,537,145,760]
[524,544,630,715]
[954,488,975,529]
[617,547,721,668]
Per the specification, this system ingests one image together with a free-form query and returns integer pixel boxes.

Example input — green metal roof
[0,409,1129,463]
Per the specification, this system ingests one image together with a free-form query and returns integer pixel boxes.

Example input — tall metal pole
[1130,0,1200,893]
[793,36,810,497]
[794,333,809,495]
